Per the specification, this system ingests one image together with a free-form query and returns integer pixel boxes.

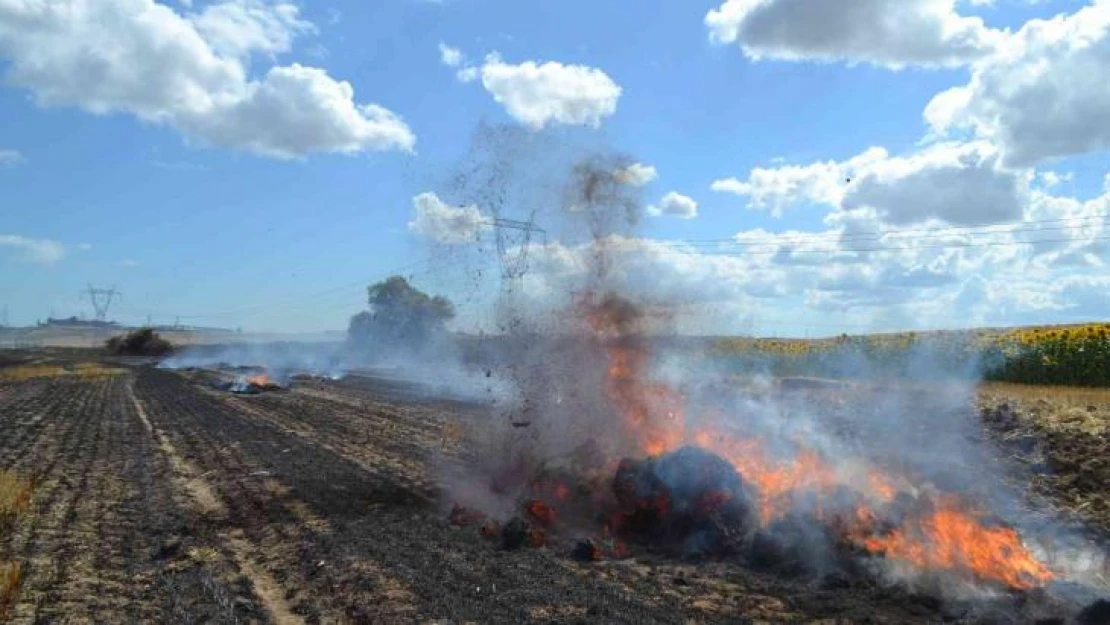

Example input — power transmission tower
[84,284,121,323]
[489,218,547,293]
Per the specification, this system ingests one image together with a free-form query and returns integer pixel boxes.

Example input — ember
[217,370,283,395]
[449,504,485,528]
[525,499,555,526]
[611,447,755,555]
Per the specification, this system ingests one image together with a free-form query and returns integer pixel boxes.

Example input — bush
[105,328,174,356]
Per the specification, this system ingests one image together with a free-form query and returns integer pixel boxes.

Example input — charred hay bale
[1078,598,1110,625]
[502,517,527,550]
[748,513,857,578]
[612,446,755,555]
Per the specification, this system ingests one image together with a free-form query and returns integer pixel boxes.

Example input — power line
[650,234,1110,258]
[679,214,1110,247]
[112,259,446,323]
[170,260,433,320]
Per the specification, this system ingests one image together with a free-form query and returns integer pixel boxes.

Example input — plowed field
[0,358,1099,623]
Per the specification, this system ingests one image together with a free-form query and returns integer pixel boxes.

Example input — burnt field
[0,356,1107,623]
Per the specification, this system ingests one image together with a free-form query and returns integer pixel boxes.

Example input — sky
[1,0,1108,336]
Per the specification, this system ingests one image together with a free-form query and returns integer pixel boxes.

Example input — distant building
[39,316,120,328]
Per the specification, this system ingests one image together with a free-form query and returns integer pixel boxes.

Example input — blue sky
[1,0,1108,335]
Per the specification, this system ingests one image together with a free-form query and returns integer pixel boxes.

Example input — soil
[0,356,1102,623]
[978,385,1110,536]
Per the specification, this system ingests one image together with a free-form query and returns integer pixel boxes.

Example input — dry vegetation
[0,362,126,383]
[0,471,31,618]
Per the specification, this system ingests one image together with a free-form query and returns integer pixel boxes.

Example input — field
[0,352,1106,623]
[714,322,1110,387]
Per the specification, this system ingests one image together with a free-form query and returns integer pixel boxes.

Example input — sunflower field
[712,322,1110,387]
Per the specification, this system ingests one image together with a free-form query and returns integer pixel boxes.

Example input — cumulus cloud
[647,191,699,219]
[454,52,621,129]
[842,142,1025,225]
[0,149,24,166]
[705,0,1002,69]
[0,235,67,264]
[516,166,1110,333]
[438,42,462,67]
[0,0,414,158]
[713,141,1026,225]
[614,162,658,187]
[711,148,887,216]
[925,2,1110,167]
[190,0,313,58]
[408,192,490,244]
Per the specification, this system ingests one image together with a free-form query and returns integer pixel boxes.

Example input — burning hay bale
[611,446,756,556]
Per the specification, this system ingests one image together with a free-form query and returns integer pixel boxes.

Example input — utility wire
[677,214,1109,247]
[650,234,1110,257]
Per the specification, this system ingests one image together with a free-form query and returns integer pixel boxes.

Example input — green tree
[347,276,455,355]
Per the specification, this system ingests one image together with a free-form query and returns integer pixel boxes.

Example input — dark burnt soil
[978,389,1110,536]
[0,360,1086,623]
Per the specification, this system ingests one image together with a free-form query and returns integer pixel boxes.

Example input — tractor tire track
[0,373,254,624]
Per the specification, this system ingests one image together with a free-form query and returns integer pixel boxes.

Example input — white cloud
[438,42,462,67]
[711,148,887,216]
[712,141,1026,225]
[843,142,1025,225]
[457,53,621,129]
[516,167,1110,334]
[408,192,490,244]
[1037,171,1072,189]
[0,0,414,158]
[0,149,24,166]
[189,0,312,59]
[925,2,1110,166]
[0,235,66,264]
[615,162,658,187]
[647,191,698,219]
[705,0,1002,69]
[177,64,415,157]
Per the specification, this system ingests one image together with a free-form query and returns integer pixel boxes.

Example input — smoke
[160,341,352,383]
[159,338,512,404]
[421,124,1108,612]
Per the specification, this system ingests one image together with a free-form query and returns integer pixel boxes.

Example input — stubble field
[0,353,1106,624]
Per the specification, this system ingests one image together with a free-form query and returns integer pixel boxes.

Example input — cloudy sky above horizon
[1,0,1108,335]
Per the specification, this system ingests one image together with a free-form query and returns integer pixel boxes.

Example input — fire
[602,343,685,458]
[578,291,1055,590]
[856,498,1054,590]
[247,373,270,387]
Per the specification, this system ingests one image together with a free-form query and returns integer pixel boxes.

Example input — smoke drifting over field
[159,340,514,404]
[428,125,1108,614]
[155,124,1106,616]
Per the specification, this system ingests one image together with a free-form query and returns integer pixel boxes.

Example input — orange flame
[604,343,685,456]
[856,498,1054,590]
[583,293,1053,590]
[247,373,270,387]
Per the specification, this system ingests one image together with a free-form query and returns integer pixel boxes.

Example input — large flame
[247,373,271,387]
[584,294,1054,590]
[856,498,1055,590]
